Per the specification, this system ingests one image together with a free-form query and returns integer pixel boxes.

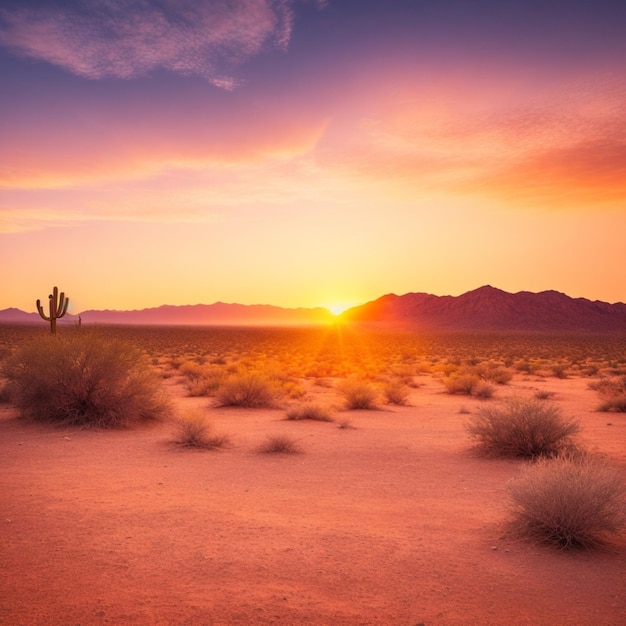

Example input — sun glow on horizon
[325,301,361,316]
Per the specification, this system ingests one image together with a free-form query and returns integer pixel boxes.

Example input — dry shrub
[2,331,170,428]
[216,372,277,408]
[382,380,411,405]
[173,410,231,450]
[550,362,570,379]
[507,453,626,549]
[534,389,555,400]
[598,394,626,412]
[257,434,302,454]
[481,366,514,385]
[471,381,496,399]
[286,403,334,422]
[337,378,378,410]
[466,397,579,458]
[590,376,626,412]
[443,372,481,395]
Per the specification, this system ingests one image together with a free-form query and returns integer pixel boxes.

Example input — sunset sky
[1,0,625,314]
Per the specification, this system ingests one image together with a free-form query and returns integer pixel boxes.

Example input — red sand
[1,375,624,625]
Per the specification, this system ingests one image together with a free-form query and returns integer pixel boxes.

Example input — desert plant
[466,396,579,458]
[257,434,302,454]
[590,376,626,412]
[443,372,481,395]
[382,380,411,405]
[481,366,513,385]
[36,286,69,334]
[337,378,378,410]
[507,453,626,549]
[534,390,555,400]
[550,362,570,379]
[597,394,626,412]
[172,411,231,450]
[286,403,334,422]
[471,381,496,399]
[2,331,170,428]
[216,372,277,408]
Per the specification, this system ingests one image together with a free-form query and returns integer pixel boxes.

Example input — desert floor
[1,339,625,625]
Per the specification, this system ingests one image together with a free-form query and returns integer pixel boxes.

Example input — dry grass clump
[257,434,302,454]
[172,410,231,450]
[466,397,579,458]
[589,376,626,412]
[507,453,626,549]
[182,364,227,397]
[337,378,379,410]
[442,364,506,397]
[443,372,481,395]
[534,389,555,400]
[382,380,411,405]
[478,364,514,385]
[471,381,496,399]
[216,372,278,408]
[286,403,334,422]
[2,331,170,428]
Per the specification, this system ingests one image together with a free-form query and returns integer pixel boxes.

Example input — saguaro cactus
[36,286,69,334]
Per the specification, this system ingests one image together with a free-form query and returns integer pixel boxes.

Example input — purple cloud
[0,0,323,88]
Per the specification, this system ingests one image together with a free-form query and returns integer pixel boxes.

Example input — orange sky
[1,0,625,313]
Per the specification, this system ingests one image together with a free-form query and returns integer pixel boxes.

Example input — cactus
[36,286,69,334]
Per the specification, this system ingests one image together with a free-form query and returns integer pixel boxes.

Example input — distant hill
[0,303,335,326]
[2,286,626,331]
[340,285,626,332]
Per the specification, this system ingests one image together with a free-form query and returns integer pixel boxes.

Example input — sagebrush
[286,403,334,422]
[172,410,231,450]
[466,397,579,457]
[508,453,626,549]
[337,378,378,410]
[2,331,170,428]
[216,372,277,408]
[258,434,302,454]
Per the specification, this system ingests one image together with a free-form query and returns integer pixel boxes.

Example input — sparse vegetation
[337,378,379,410]
[466,397,579,458]
[216,372,277,408]
[257,434,302,454]
[286,403,334,422]
[534,389,555,400]
[382,380,411,405]
[589,376,626,412]
[2,331,170,428]
[507,453,626,549]
[172,410,231,450]
[471,381,496,399]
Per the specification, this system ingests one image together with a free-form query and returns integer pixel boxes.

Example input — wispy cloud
[329,75,626,209]
[0,0,321,88]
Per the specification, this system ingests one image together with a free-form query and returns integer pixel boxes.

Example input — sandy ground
[1,374,624,626]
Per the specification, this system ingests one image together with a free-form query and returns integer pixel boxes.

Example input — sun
[325,301,359,316]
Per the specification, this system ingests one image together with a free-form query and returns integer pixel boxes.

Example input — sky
[1,0,626,314]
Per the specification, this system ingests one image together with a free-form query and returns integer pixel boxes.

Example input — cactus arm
[36,298,51,321]
[58,294,69,318]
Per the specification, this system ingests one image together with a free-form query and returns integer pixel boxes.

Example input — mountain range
[1,286,625,331]
[341,285,626,331]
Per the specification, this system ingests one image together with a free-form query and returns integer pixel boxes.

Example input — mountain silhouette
[2,286,625,331]
[340,285,626,331]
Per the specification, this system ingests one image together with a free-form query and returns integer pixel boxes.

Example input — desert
[1,324,624,625]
